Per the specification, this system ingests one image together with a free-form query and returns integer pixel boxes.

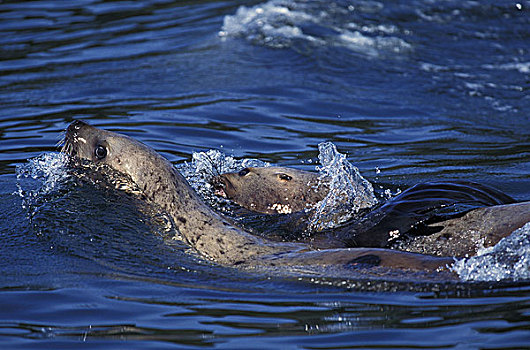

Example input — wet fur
[65,121,511,272]
[213,167,327,214]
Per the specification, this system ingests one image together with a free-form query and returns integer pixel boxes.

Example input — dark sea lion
[213,166,328,214]
[61,120,455,272]
[213,166,526,254]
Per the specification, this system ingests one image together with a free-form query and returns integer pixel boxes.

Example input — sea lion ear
[277,173,292,181]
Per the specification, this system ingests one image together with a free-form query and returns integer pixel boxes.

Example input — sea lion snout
[212,174,236,199]
[211,166,329,214]
[62,120,94,158]
[67,119,89,133]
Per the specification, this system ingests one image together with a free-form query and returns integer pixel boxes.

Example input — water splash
[178,149,269,208]
[452,222,530,282]
[14,151,529,283]
[219,0,412,56]
[15,152,70,208]
[308,142,378,231]
[16,152,69,192]
[180,143,378,231]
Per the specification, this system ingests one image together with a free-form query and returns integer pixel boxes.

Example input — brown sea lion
[213,166,327,214]
[329,180,518,249]
[61,120,456,272]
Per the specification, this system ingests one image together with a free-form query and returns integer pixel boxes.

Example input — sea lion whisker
[55,131,66,148]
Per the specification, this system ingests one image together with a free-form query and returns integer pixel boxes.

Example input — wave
[219,0,412,56]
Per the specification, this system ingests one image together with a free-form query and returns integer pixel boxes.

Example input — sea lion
[214,167,513,215]
[213,166,526,254]
[213,166,328,214]
[61,120,455,272]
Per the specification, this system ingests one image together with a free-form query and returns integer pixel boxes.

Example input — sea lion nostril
[72,119,88,127]
[67,120,90,135]
[211,178,224,191]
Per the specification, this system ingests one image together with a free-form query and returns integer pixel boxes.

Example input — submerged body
[61,121,455,271]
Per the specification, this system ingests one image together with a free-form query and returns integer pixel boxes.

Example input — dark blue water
[1,0,529,348]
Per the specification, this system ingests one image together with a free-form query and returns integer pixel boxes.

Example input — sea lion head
[61,120,175,197]
[212,166,328,214]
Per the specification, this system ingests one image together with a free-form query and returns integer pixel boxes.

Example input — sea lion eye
[94,145,107,160]
[238,168,250,177]
[278,173,292,181]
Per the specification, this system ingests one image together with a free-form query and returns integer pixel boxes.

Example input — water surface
[1,0,529,348]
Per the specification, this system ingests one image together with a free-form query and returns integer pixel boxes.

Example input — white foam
[483,62,530,74]
[219,0,319,49]
[419,62,452,73]
[179,149,269,207]
[452,222,530,282]
[219,0,412,56]
[15,152,70,196]
[338,30,412,55]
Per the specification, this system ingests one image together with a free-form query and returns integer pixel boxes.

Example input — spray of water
[308,142,378,231]
[452,222,530,282]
